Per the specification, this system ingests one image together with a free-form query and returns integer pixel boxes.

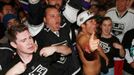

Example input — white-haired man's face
[116,0,128,12]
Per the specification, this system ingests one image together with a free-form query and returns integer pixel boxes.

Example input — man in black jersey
[34,5,81,75]
[4,24,71,75]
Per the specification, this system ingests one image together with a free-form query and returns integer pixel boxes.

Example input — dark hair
[99,16,112,34]
[100,17,112,25]
[2,3,13,10]
[44,5,59,17]
[6,24,28,42]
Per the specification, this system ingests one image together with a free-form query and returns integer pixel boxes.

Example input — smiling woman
[99,17,125,75]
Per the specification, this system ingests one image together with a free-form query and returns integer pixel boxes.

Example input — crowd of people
[0,0,134,75]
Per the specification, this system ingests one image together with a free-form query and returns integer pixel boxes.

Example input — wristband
[85,44,91,53]
[83,51,97,61]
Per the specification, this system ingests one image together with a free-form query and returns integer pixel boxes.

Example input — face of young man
[101,19,112,36]
[44,8,61,31]
[11,30,36,55]
[84,19,97,34]
[7,19,17,28]
[2,5,13,15]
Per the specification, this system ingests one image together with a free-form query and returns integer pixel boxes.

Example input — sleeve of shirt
[125,49,134,64]
[40,53,61,64]
[63,0,82,23]
[63,4,79,23]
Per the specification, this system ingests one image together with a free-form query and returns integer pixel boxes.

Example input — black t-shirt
[99,35,121,68]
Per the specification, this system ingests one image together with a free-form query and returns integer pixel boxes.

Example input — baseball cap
[3,14,17,27]
[77,10,94,26]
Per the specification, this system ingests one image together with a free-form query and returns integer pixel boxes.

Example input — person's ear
[81,24,85,28]
[10,42,17,48]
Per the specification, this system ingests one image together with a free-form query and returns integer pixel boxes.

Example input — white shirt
[105,7,134,42]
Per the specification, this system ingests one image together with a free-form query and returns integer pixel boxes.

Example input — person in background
[0,3,15,22]
[0,14,18,44]
[89,4,99,15]
[105,0,134,43]
[45,0,65,11]
[99,17,125,75]
[122,28,134,75]
[105,0,134,74]
[17,8,27,24]
[0,13,19,73]
[0,3,14,37]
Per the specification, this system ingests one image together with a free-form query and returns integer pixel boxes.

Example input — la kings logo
[29,64,48,75]
[112,22,125,36]
[51,40,68,64]
[57,56,67,64]
[100,41,110,53]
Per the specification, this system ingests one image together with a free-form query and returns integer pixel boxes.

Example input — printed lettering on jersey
[29,64,48,75]
[112,22,125,36]
[100,41,110,53]
[130,39,134,58]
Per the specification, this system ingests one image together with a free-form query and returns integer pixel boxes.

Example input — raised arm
[40,45,72,57]
[113,43,126,58]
